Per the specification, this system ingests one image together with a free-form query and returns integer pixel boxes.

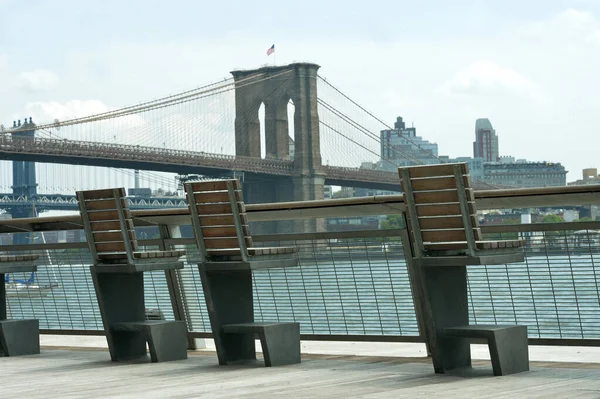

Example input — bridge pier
[10,120,38,245]
[242,176,295,235]
[232,63,325,235]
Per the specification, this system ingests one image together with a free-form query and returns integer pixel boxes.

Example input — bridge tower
[10,118,38,244]
[231,63,325,233]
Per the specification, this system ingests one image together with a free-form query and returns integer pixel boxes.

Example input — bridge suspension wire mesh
[316,76,505,189]
[317,75,441,169]
[1,70,296,196]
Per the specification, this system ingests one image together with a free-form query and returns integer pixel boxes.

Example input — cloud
[24,99,109,122]
[17,69,59,92]
[561,8,596,26]
[526,8,600,45]
[439,60,545,101]
[0,54,7,70]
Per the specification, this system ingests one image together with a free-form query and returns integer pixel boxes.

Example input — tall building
[438,156,485,181]
[473,118,499,162]
[379,116,439,171]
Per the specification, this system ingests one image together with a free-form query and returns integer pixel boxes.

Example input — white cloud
[526,8,600,44]
[24,99,109,122]
[0,54,8,70]
[439,60,545,101]
[561,8,596,26]
[17,69,59,93]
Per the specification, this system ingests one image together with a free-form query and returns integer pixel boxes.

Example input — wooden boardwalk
[2,347,600,398]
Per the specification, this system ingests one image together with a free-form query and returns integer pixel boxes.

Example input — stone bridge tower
[231,63,325,233]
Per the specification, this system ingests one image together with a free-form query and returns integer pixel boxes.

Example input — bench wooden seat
[99,250,186,261]
[398,163,529,376]
[0,254,40,356]
[207,246,297,258]
[0,255,39,262]
[77,187,187,363]
[185,179,300,367]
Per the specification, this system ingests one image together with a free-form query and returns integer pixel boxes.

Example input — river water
[6,251,600,340]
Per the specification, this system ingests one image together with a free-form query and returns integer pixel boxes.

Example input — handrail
[1,185,600,233]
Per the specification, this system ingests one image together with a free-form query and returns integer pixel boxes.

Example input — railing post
[158,224,200,350]
[399,221,432,357]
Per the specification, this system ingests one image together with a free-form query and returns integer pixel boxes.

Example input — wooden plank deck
[2,347,600,398]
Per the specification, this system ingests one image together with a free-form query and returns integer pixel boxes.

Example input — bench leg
[145,321,188,362]
[0,319,40,356]
[199,268,255,365]
[259,323,301,367]
[437,337,471,372]
[91,269,147,361]
[489,326,529,376]
[110,331,148,361]
[420,266,471,373]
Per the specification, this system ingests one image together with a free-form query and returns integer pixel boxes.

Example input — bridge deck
[4,343,600,398]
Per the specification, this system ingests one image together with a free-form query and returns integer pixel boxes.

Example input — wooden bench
[77,188,187,363]
[0,254,40,356]
[185,179,300,367]
[399,163,529,376]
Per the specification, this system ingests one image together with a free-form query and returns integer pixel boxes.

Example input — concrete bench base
[222,322,301,367]
[438,324,529,376]
[111,320,188,363]
[0,319,40,356]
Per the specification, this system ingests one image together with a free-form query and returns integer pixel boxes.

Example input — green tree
[542,214,563,247]
[575,216,593,222]
[381,214,403,230]
[542,214,563,223]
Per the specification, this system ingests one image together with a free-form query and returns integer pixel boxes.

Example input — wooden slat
[201,226,239,238]
[206,248,242,256]
[195,203,245,215]
[413,190,459,204]
[189,180,240,192]
[80,188,125,200]
[87,210,131,222]
[408,176,470,191]
[89,220,134,231]
[95,242,126,253]
[194,190,242,204]
[405,163,467,179]
[199,214,236,226]
[424,242,469,251]
[92,231,136,243]
[416,202,476,217]
[417,215,477,230]
[421,229,467,242]
[84,198,128,211]
[203,237,252,249]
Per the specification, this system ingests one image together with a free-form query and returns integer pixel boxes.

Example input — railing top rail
[1,185,600,233]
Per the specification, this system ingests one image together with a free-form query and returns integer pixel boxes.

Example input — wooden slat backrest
[76,187,138,264]
[184,179,251,261]
[398,163,482,257]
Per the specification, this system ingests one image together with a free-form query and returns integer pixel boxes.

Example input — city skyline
[1,1,599,180]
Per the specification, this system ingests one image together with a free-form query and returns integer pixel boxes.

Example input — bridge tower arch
[10,118,38,244]
[231,63,325,233]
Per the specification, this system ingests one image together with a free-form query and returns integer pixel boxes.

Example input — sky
[1,0,600,182]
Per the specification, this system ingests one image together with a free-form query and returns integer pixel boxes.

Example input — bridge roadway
[0,134,401,191]
[0,193,188,212]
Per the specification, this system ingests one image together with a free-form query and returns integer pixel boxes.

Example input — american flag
[267,44,275,56]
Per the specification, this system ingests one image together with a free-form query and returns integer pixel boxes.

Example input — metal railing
[2,186,600,346]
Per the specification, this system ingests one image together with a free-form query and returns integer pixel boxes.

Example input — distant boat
[5,272,59,298]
